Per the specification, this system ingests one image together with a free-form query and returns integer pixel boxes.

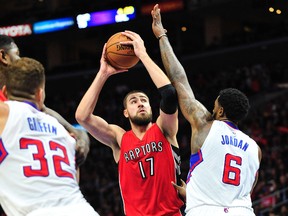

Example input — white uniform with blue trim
[185,120,260,216]
[0,101,99,216]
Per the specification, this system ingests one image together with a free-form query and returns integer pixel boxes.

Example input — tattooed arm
[151,5,210,124]
[151,4,212,153]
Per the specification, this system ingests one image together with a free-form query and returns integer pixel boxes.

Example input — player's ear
[123,109,129,118]
[218,106,225,117]
[0,49,8,65]
[35,87,45,107]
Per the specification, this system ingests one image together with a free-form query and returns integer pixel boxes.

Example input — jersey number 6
[222,153,242,186]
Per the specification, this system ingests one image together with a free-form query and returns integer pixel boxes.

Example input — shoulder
[0,101,9,115]
[110,124,126,145]
[149,123,165,135]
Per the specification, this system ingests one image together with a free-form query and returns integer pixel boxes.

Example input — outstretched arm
[151,4,211,129]
[75,44,127,162]
[121,31,178,145]
[42,105,90,166]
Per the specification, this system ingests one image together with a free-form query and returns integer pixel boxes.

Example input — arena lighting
[276,9,281,14]
[0,24,32,37]
[76,6,136,29]
[33,17,75,34]
[141,0,184,15]
[269,7,274,12]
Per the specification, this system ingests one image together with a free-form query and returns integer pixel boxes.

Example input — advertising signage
[33,17,75,34]
[0,6,136,37]
[0,24,32,37]
[76,6,136,29]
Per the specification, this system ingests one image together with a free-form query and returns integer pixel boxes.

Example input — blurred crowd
[0,55,287,216]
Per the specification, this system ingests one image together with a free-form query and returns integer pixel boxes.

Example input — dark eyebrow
[140,96,148,100]
[128,96,137,102]
[128,95,148,102]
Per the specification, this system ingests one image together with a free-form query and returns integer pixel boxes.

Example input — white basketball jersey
[0,101,97,216]
[185,120,260,216]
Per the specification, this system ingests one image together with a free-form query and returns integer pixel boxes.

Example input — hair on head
[0,35,15,50]
[218,88,250,123]
[5,57,45,98]
[123,90,148,109]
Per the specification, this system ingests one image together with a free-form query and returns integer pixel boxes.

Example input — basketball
[106,32,139,69]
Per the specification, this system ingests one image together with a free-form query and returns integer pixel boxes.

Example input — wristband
[157,33,167,40]
[159,84,178,114]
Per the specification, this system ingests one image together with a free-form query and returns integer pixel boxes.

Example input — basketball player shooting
[76,30,184,215]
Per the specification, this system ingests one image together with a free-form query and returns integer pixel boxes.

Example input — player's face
[6,43,20,64]
[124,92,152,126]
[0,42,20,66]
[212,96,223,120]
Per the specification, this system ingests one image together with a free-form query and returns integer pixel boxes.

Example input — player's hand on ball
[121,31,148,60]
[100,43,127,76]
[105,32,139,69]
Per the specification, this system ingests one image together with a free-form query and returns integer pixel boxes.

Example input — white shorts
[27,202,100,216]
[185,205,256,216]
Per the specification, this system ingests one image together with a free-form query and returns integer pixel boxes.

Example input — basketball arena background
[0,0,287,215]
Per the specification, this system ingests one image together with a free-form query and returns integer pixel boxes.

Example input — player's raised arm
[75,44,127,161]
[151,4,211,130]
[121,30,179,145]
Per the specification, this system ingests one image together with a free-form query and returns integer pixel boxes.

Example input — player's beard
[130,112,153,126]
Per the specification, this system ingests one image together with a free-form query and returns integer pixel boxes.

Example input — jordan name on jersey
[220,135,249,151]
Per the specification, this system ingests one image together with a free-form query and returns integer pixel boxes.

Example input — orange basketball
[106,32,139,69]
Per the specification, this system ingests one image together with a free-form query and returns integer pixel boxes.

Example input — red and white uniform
[118,123,183,216]
[0,101,99,216]
[185,120,260,216]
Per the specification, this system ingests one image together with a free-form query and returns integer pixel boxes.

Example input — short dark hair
[0,35,15,50]
[123,90,148,109]
[218,88,250,123]
[5,57,45,99]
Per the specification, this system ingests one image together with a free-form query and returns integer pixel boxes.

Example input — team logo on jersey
[123,141,163,162]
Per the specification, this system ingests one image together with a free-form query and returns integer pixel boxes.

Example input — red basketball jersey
[0,90,7,101]
[118,123,183,216]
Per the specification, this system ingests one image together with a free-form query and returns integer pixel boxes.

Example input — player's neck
[221,118,238,129]
[9,95,39,110]
[131,122,152,140]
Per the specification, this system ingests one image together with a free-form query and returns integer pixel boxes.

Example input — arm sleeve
[158,84,178,114]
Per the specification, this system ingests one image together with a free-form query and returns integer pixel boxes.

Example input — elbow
[75,109,88,125]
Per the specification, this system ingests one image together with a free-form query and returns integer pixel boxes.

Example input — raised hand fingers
[152,4,160,18]
[122,30,140,40]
